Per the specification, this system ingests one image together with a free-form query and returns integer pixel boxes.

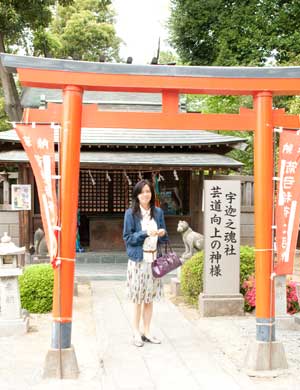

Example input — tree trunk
[0,33,23,121]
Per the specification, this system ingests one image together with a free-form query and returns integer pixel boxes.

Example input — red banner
[275,129,300,275]
[15,124,58,267]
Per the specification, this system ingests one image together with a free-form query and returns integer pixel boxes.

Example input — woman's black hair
[131,179,156,218]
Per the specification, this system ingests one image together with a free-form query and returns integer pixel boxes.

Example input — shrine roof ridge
[2,53,300,79]
[0,128,247,147]
[0,150,243,169]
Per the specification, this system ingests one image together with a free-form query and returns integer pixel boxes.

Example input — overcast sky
[112,0,172,64]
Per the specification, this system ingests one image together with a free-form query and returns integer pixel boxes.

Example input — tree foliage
[186,95,254,174]
[0,0,73,54]
[169,0,300,66]
[158,50,181,65]
[289,97,300,115]
[33,0,120,61]
[168,0,300,174]
[0,0,120,121]
[0,0,73,121]
[0,96,9,132]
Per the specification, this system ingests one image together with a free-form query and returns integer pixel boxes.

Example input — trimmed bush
[19,264,54,313]
[180,251,204,306]
[239,245,255,287]
[180,246,255,306]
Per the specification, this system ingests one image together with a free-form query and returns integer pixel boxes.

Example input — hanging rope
[88,170,96,185]
[158,173,165,182]
[124,171,132,185]
[106,171,112,182]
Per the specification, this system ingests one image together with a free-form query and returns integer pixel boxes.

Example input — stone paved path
[91,281,253,390]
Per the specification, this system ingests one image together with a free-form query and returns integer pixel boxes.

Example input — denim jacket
[123,207,168,262]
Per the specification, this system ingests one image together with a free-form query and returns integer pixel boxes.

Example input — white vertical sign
[204,180,241,295]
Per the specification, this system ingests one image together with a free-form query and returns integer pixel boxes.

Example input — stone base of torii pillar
[244,275,292,374]
[245,340,288,375]
[43,345,79,379]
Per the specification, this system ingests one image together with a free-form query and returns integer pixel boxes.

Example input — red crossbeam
[23,104,300,131]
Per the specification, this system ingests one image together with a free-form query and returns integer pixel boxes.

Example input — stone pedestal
[0,269,22,319]
[0,268,29,336]
[43,346,79,379]
[170,264,183,297]
[294,313,300,325]
[274,275,300,329]
[0,232,28,336]
[170,277,181,296]
[0,317,29,336]
[276,315,300,330]
[275,275,287,317]
[245,340,288,374]
[199,293,244,317]
[296,281,300,300]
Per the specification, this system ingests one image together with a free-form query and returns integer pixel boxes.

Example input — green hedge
[239,246,255,286]
[180,246,255,306]
[181,251,204,305]
[19,264,54,313]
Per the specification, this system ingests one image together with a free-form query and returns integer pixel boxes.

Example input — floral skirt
[126,259,163,304]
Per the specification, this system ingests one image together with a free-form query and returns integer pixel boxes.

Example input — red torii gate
[2,53,300,374]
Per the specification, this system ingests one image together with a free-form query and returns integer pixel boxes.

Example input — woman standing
[123,179,168,347]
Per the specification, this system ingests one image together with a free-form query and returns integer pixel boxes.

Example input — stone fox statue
[177,220,204,261]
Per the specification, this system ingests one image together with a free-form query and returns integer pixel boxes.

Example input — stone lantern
[0,232,29,336]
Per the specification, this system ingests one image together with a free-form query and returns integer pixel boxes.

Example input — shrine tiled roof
[0,128,247,149]
[0,150,243,169]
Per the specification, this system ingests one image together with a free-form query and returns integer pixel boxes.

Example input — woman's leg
[142,302,153,337]
[133,303,142,335]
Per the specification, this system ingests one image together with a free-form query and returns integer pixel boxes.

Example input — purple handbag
[151,242,182,278]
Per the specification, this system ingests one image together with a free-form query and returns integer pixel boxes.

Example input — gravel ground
[2,282,300,390]
[167,254,300,390]
[0,284,101,390]
[170,291,300,390]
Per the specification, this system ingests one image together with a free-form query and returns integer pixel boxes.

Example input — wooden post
[190,171,204,233]
[3,173,9,206]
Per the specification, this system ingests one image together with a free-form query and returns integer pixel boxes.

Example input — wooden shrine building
[0,90,247,251]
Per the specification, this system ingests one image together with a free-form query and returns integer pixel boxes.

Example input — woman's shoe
[133,334,144,347]
[141,334,161,344]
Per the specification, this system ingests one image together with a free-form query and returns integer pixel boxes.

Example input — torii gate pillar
[44,85,83,379]
[245,92,288,373]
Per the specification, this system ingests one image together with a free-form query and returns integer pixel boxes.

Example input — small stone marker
[0,232,29,335]
[275,275,287,317]
[275,274,300,330]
